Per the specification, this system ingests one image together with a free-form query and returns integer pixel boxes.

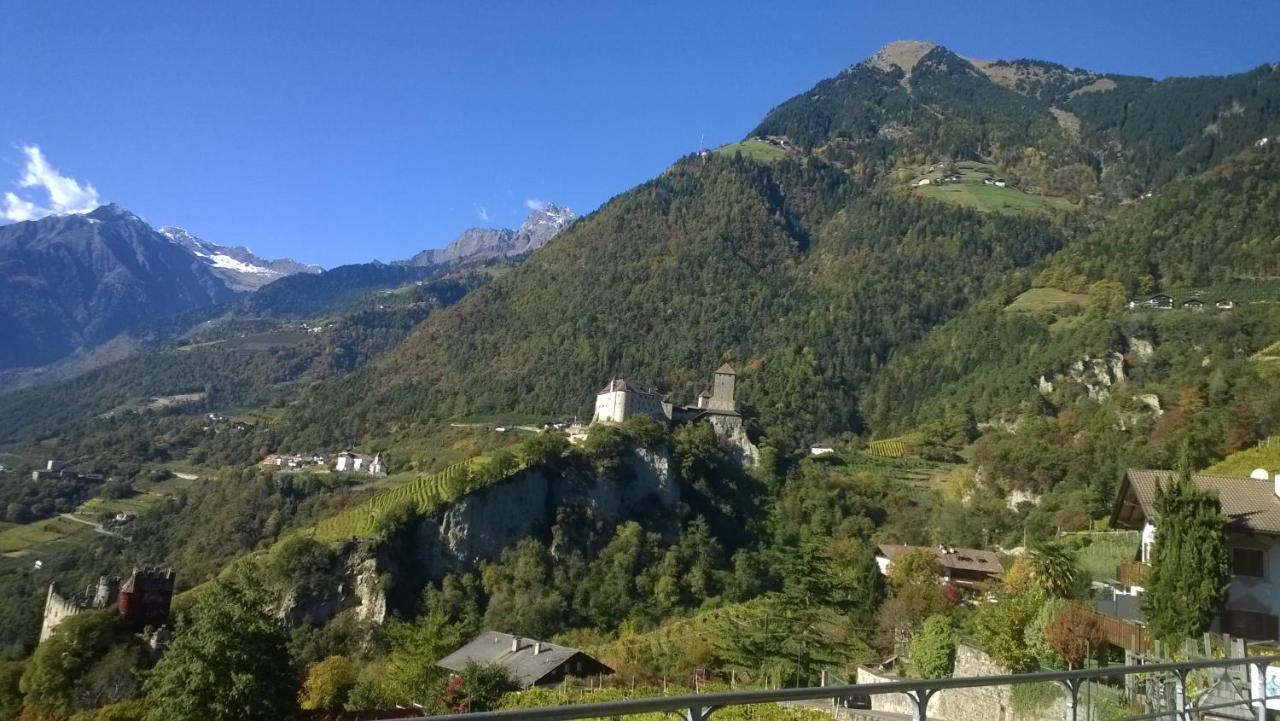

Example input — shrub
[910,615,957,678]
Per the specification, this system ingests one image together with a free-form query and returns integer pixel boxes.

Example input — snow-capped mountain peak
[159,226,320,292]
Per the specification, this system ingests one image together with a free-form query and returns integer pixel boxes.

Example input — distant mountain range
[402,203,577,268]
[0,201,576,375]
[0,204,317,371]
[158,226,320,292]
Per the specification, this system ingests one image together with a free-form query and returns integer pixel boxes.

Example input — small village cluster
[1127,293,1234,311]
[914,174,1009,188]
[30,459,103,484]
[260,450,387,476]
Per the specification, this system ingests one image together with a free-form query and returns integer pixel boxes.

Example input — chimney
[1274,474,1280,500]
[511,636,520,653]
[534,641,543,655]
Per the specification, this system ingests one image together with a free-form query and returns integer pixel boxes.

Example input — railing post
[1057,677,1083,721]
[905,688,937,721]
[1251,660,1270,721]
[682,705,721,721]
[1171,669,1189,721]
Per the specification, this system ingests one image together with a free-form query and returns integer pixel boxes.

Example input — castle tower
[92,575,119,608]
[119,567,176,630]
[708,363,737,413]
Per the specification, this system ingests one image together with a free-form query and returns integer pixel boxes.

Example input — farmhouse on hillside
[31,459,103,484]
[874,544,1003,587]
[437,631,614,688]
[1110,468,1280,640]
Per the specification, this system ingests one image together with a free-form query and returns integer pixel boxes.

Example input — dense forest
[275,153,1067,451]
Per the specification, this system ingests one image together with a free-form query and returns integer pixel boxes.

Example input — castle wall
[39,585,84,642]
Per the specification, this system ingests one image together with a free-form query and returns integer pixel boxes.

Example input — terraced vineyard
[309,456,528,541]
[868,433,922,458]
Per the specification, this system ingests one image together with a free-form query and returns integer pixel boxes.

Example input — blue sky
[2,1,1278,268]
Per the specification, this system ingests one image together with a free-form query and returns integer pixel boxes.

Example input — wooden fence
[1085,608,1151,654]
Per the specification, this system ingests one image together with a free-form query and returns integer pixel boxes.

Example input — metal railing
[397,654,1280,721]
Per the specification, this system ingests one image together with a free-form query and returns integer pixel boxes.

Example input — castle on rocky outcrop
[40,567,175,642]
[590,363,759,465]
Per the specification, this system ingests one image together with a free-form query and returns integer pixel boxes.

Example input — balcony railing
[405,654,1280,721]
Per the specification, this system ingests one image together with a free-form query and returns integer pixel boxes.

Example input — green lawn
[917,181,1075,214]
[76,494,160,518]
[1205,442,1280,477]
[0,517,94,554]
[714,138,787,163]
[1005,287,1092,314]
[1066,530,1139,583]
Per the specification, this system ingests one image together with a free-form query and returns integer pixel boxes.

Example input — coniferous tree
[143,572,296,721]
[1140,462,1230,643]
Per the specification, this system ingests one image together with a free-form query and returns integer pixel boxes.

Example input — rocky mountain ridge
[158,226,320,292]
[0,204,236,370]
[403,203,577,267]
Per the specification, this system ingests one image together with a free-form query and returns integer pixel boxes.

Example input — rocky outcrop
[707,415,761,467]
[1037,351,1126,402]
[413,449,678,579]
[404,204,577,268]
[278,541,387,627]
[1129,337,1155,361]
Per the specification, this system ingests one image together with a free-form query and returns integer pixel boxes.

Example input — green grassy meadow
[1005,287,1092,314]
[715,138,787,163]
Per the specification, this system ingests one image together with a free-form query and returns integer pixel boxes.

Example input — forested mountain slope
[753,41,1280,198]
[279,154,1067,449]
[867,142,1280,431]
[1042,145,1280,291]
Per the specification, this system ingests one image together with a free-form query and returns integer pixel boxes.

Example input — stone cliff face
[707,415,761,467]
[279,541,387,627]
[291,448,678,627]
[414,448,678,579]
[1036,351,1126,401]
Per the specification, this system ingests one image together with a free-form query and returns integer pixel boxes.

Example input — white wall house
[591,379,671,424]
[1113,468,1280,640]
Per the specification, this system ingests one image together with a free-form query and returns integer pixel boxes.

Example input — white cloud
[2,145,101,222]
[524,198,547,211]
[2,192,40,222]
[474,204,490,223]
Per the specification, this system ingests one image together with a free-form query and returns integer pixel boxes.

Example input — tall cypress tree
[1140,463,1230,644]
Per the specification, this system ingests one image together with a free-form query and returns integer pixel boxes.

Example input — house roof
[437,631,609,688]
[1114,469,1280,535]
[715,363,736,375]
[596,378,659,396]
[876,544,1003,575]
